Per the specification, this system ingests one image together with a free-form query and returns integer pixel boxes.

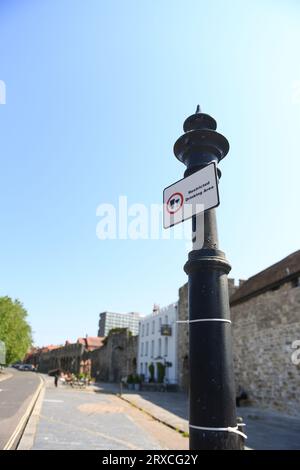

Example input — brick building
[29,337,104,375]
[25,345,61,369]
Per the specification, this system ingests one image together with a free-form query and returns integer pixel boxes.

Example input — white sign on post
[163,162,219,229]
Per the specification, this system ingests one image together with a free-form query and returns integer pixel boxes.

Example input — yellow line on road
[3,375,44,450]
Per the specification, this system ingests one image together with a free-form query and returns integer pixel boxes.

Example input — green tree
[0,297,32,364]
[157,362,166,383]
[148,362,155,382]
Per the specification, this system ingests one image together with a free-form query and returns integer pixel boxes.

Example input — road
[28,377,188,450]
[0,368,42,449]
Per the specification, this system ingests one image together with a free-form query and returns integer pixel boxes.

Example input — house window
[142,324,144,337]
[145,342,148,356]
[164,337,168,356]
[158,338,162,357]
[140,363,143,374]
[152,320,155,334]
[159,318,162,332]
[151,340,154,358]
[141,342,144,356]
[146,323,149,336]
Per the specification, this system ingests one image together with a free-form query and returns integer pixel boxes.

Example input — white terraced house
[137,303,178,385]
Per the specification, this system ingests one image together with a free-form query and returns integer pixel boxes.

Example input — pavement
[17,378,300,450]
[93,382,189,434]
[92,382,300,450]
[0,367,42,449]
[24,376,188,450]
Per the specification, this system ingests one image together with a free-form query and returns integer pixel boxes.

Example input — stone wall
[177,279,300,415]
[38,343,85,374]
[90,329,137,383]
[231,283,300,415]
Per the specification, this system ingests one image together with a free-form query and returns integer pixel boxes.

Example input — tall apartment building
[98,311,141,337]
[137,303,178,384]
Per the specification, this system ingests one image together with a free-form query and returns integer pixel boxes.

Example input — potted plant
[127,374,134,390]
[85,373,92,385]
[133,374,141,391]
[148,363,155,383]
[157,362,166,384]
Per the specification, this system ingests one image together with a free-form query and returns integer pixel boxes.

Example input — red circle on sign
[166,192,184,214]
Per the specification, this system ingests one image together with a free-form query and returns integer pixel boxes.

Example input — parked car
[19,364,36,371]
[11,363,22,369]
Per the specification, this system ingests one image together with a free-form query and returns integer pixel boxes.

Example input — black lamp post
[173,106,244,450]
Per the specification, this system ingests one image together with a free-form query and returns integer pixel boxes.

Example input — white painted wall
[137,303,178,384]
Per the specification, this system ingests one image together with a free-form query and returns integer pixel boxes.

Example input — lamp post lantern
[173,106,245,450]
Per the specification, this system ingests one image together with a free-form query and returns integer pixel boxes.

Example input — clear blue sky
[0,0,299,346]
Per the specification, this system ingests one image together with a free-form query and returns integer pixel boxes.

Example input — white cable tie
[176,319,231,324]
[189,424,247,440]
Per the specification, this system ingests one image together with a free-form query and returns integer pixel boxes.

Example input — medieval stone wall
[38,343,84,374]
[90,329,137,382]
[231,283,300,415]
[177,280,300,415]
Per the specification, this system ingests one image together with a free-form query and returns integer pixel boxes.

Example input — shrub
[133,374,141,384]
[127,374,134,384]
[157,362,166,383]
[148,363,155,382]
